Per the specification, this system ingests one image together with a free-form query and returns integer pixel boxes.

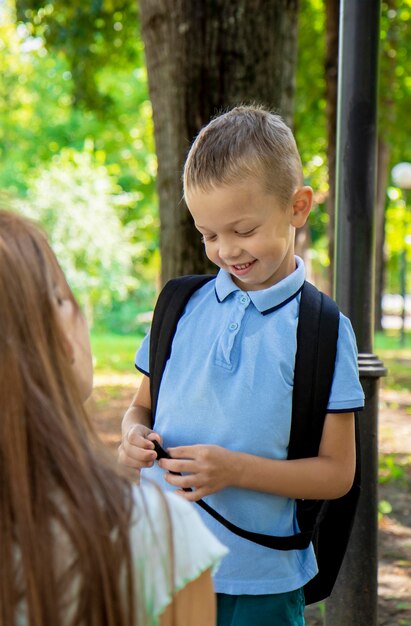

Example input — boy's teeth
[234,262,251,269]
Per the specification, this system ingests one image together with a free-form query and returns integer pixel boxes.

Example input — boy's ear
[291,186,313,228]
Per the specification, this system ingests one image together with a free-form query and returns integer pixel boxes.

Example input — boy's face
[186,179,312,291]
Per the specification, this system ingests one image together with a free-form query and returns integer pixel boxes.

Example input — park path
[88,378,411,626]
[377,389,411,626]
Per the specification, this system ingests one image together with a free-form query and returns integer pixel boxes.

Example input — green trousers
[217,589,305,626]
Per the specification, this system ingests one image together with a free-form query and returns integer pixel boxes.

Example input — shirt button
[240,295,248,304]
[229,322,238,331]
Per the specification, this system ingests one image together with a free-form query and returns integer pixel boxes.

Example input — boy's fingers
[118,444,155,469]
[125,426,163,452]
[176,488,206,502]
[159,458,195,474]
[119,428,159,466]
[167,445,197,459]
[147,432,163,445]
[164,471,195,490]
[126,425,151,446]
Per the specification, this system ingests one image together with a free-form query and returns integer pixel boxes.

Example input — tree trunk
[324,0,339,293]
[139,0,299,284]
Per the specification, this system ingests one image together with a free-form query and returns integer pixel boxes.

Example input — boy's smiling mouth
[233,261,254,270]
[230,260,257,275]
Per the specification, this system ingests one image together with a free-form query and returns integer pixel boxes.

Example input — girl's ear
[53,294,75,363]
[291,186,313,228]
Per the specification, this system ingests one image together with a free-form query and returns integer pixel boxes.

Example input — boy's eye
[201,234,217,243]
[236,228,256,236]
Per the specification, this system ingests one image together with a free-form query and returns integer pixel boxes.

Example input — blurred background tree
[2,0,159,333]
[16,146,139,326]
[1,0,410,338]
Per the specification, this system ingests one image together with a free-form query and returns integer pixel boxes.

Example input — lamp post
[391,162,411,347]
[325,1,386,624]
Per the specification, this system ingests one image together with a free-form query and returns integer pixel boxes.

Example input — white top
[15,483,228,625]
[131,482,228,624]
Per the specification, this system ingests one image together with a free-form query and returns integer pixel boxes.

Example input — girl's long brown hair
[0,211,137,625]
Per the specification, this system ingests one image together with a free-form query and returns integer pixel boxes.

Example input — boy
[120,106,365,625]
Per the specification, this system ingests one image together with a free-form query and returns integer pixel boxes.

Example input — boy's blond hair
[183,105,304,207]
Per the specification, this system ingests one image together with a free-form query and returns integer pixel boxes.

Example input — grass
[374,330,411,353]
[91,331,145,374]
[379,453,410,485]
[375,331,411,393]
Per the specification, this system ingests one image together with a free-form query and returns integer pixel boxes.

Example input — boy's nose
[218,238,242,261]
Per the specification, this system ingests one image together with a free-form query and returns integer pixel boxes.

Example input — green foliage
[379,0,411,167]
[295,0,411,193]
[379,454,407,485]
[384,187,411,294]
[15,0,141,110]
[380,2,411,304]
[386,189,411,255]
[295,0,327,192]
[1,0,159,331]
[0,1,74,194]
[294,0,328,245]
[378,499,393,517]
[295,0,411,293]
[15,147,140,314]
[1,1,158,209]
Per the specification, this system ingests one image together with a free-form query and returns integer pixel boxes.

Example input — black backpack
[148,274,361,605]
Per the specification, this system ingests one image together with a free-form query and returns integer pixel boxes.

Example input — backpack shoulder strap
[288,281,340,460]
[149,274,215,423]
[290,283,361,606]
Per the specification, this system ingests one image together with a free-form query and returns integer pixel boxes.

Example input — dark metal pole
[325,1,386,625]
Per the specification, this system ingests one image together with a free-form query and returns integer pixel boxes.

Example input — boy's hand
[118,424,162,471]
[158,444,235,501]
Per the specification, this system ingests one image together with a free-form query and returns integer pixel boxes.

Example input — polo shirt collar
[215,256,305,315]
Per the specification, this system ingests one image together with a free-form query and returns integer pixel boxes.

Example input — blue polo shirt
[135,257,364,595]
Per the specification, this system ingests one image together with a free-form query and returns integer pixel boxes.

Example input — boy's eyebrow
[195,217,257,230]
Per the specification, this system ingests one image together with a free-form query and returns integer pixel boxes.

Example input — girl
[0,210,227,626]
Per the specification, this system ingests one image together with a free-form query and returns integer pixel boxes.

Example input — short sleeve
[135,331,150,376]
[327,314,365,412]
[129,483,228,625]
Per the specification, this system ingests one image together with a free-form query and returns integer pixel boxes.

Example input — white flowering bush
[17,147,148,326]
